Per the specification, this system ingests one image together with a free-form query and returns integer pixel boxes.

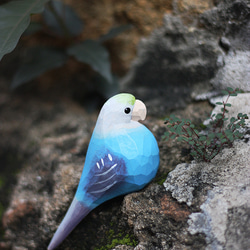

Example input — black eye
[124,107,131,114]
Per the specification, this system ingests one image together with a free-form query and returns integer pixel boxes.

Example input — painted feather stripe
[95,163,117,176]
[93,173,116,185]
[108,154,112,161]
[90,181,117,194]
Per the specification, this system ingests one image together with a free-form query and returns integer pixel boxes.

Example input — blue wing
[85,152,127,199]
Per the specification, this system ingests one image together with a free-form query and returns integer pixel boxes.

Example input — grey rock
[211,50,250,91]
[0,93,137,250]
[200,0,250,51]
[208,93,250,128]
[201,0,250,92]
[122,0,250,116]
[163,162,212,207]
[163,91,250,249]
[1,1,250,249]
[164,140,250,249]
[122,183,206,250]
[122,15,221,115]
[225,205,250,250]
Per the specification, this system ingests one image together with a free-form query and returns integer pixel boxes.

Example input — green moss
[199,123,207,129]
[154,172,169,185]
[94,230,138,250]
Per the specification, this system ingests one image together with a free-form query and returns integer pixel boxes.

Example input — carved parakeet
[48,93,159,250]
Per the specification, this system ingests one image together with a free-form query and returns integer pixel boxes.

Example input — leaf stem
[47,1,71,39]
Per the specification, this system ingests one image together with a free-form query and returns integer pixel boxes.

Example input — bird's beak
[132,99,147,121]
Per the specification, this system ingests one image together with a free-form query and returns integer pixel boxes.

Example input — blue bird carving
[48,93,160,250]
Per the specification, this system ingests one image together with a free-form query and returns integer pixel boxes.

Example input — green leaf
[11,47,67,88]
[176,124,184,135]
[169,127,176,133]
[226,87,234,92]
[225,103,231,107]
[221,138,228,143]
[173,124,178,129]
[229,93,237,96]
[230,117,236,123]
[194,129,199,135]
[191,151,198,156]
[177,136,188,142]
[216,113,223,119]
[164,131,170,137]
[199,135,207,141]
[198,136,207,141]
[43,0,83,37]
[221,90,229,95]
[188,140,195,145]
[217,132,223,138]
[235,124,241,129]
[24,21,43,35]
[170,134,177,139]
[0,0,49,61]
[216,102,223,105]
[236,89,243,94]
[208,133,215,139]
[99,24,133,43]
[187,129,193,137]
[67,40,113,83]
[170,114,180,122]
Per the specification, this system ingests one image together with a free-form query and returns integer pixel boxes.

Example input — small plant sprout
[163,88,248,162]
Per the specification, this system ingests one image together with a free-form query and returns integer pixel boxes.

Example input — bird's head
[95,93,147,136]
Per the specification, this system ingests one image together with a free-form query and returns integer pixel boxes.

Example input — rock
[200,0,250,45]
[122,184,207,249]
[163,92,250,249]
[1,1,249,249]
[122,15,221,115]
[0,94,96,249]
[64,0,214,74]
[176,0,214,14]
[122,0,249,116]
[196,0,250,92]
[211,50,250,92]
[164,140,250,249]
[0,90,158,250]
[208,93,250,128]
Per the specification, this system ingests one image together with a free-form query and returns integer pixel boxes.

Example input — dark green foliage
[43,0,83,37]
[67,40,112,83]
[11,47,67,88]
[0,0,131,92]
[0,0,49,61]
[163,88,248,162]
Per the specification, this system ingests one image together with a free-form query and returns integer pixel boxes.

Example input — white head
[94,93,147,137]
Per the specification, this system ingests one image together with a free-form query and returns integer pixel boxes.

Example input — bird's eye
[124,107,131,114]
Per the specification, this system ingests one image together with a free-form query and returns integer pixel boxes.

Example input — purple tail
[47,197,91,250]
